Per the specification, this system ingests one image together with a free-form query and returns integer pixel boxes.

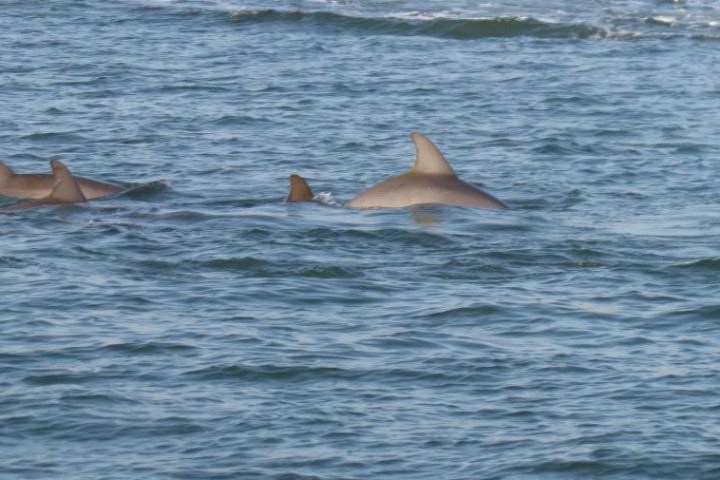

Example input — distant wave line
[226,9,606,40]
[220,8,720,42]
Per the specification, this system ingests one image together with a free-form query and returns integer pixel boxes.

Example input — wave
[674,257,720,270]
[184,363,471,383]
[226,9,606,40]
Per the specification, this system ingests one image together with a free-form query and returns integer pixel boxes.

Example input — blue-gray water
[2,1,720,478]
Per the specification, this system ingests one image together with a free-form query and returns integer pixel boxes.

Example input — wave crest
[227,9,606,40]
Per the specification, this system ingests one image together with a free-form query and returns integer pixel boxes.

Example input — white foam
[648,15,676,26]
[313,192,342,207]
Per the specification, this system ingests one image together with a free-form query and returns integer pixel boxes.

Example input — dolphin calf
[0,159,122,200]
[1,160,89,212]
[348,132,505,209]
[287,174,315,202]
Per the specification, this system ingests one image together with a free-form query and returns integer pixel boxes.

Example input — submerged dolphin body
[0,160,122,200]
[2,160,89,212]
[348,132,505,209]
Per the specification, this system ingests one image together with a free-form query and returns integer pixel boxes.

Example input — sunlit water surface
[2,1,720,478]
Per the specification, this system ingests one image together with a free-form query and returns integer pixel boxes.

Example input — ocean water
[2,0,720,478]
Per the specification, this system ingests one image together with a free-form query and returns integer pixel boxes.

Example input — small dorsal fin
[0,161,16,182]
[410,132,455,175]
[287,174,314,202]
[46,159,87,203]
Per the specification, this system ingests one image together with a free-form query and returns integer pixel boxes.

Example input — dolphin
[0,159,123,200]
[347,132,506,209]
[1,160,89,213]
[286,174,315,202]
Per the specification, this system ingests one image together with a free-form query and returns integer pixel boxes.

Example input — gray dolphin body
[2,160,91,212]
[286,133,506,209]
[0,160,122,200]
[348,132,505,209]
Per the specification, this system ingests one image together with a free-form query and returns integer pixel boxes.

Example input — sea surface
[2,1,720,478]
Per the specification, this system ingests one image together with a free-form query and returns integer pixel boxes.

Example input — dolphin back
[348,132,505,209]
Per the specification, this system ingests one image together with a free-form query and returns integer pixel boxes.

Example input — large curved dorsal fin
[0,161,16,182]
[46,159,87,203]
[410,132,455,175]
[286,174,314,202]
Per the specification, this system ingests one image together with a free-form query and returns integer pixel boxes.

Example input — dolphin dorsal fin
[287,174,315,202]
[46,159,87,203]
[410,132,455,175]
[0,161,15,182]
